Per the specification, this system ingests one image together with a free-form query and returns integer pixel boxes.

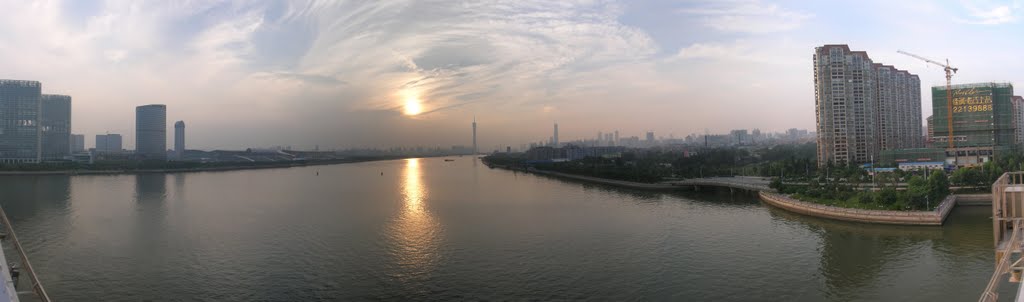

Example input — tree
[927,170,950,200]
[769,177,783,191]
[906,175,928,209]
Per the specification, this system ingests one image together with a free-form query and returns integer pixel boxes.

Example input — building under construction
[931,83,1016,166]
[813,45,923,167]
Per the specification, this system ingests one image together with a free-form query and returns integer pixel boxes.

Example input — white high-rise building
[813,44,922,167]
[472,117,477,155]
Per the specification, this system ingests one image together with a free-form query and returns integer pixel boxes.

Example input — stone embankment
[759,192,959,226]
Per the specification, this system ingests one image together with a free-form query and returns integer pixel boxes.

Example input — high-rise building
[931,83,1015,165]
[646,131,655,142]
[1013,96,1024,145]
[730,129,748,145]
[813,45,922,167]
[174,120,185,160]
[926,116,934,147]
[614,130,619,145]
[471,117,477,155]
[95,134,123,152]
[0,80,42,164]
[136,104,167,160]
[71,134,85,152]
[40,94,71,160]
[875,64,923,150]
[553,123,559,147]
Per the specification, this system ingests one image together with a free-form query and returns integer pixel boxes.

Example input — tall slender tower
[174,121,185,160]
[553,123,559,146]
[472,117,477,155]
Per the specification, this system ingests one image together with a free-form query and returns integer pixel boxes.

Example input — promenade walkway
[666,176,775,192]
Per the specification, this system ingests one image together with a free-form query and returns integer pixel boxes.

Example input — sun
[404,98,423,116]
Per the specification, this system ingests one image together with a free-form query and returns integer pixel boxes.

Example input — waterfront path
[665,176,775,192]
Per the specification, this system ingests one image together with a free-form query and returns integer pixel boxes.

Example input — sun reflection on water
[390,158,441,284]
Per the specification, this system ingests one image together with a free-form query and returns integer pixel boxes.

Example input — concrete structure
[760,192,956,226]
[174,121,185,160]
[40,94,71,161]
[646,131,655,142]
[0,80,41,164]
[932,83,1015,166]
[471,117,477,155]
[813,45,922,167]
[136,104,167,160]
[983,172,1024,301]
[71,134,85,152]
[95,134,123,152]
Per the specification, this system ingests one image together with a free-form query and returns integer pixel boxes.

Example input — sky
[1,0,1023,151]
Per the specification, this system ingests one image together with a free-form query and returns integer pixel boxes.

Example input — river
[0,157,1013,301]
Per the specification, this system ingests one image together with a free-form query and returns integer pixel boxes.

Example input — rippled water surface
[0,158,1013,301]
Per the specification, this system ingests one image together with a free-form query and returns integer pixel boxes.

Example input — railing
[0,206,51,302]
[980,172,1024,301]
[980,219,1024,302]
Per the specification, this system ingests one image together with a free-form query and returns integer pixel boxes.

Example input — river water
[0,158,1013,301]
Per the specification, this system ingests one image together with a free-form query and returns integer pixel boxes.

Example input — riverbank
[759,192,959,226]
[483,161,681,190]
[0,157,416,176]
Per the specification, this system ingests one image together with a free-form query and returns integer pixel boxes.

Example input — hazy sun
[404,98,423,116]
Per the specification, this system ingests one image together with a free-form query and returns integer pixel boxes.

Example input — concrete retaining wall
[758,192,957,226]
[955,193,992,206]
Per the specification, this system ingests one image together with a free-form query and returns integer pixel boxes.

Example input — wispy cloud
[955,1,1020,25]
[676,0,812,33]
[674,39,804,65]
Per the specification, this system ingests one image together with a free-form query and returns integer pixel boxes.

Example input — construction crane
[897,50,959,151]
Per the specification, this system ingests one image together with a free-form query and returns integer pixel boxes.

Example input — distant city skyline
[1,1,1022,150]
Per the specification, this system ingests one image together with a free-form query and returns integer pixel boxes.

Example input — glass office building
[0,80,42,163]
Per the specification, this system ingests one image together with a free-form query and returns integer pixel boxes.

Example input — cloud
[0,0,683,149]
[674,39,804,65]
[955,1,1019,25]
[253,72,346,86]
[676,0,812,33]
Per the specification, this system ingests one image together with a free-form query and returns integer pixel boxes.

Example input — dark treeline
[484,143,819,183]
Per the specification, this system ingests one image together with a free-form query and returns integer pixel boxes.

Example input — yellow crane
[897,50,959,150]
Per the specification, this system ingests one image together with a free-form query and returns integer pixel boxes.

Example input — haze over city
[10,1,1024,301]
[2,0,1023,150]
